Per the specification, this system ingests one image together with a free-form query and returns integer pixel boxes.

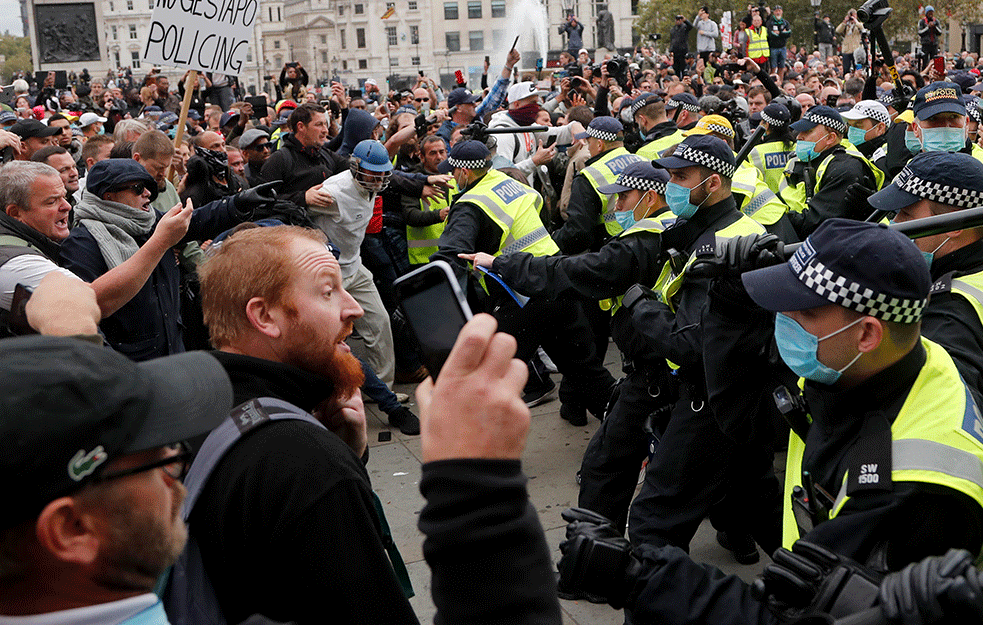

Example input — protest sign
[143,0,257,76]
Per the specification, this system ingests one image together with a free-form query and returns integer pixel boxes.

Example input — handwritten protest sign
[143,0,256,76]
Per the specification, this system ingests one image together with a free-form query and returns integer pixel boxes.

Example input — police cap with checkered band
[869,152,983,212]
[652,134,737,180]
[742,219,930,324]
[597,161,669,195]
[574,116,624,141]
[841,100,891,126]
[789,105,847,135]
[666,92,700,112]
[437,139,491,174]
[912,81,967,121]
[682,114,734,139]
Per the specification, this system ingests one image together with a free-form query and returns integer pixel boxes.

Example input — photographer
[814,15,836,63]
[559,14,585,56]
[279,62,309,103]
[918,6,943,71]
[836,10,865,73]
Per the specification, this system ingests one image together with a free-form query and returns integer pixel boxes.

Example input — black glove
[557,507,644,609]
[879,549,983,624]
[689,233,785,279]
[620,283,659,314]
[752,541,883,621]
[233,181,279,216]
[843,182,876,221]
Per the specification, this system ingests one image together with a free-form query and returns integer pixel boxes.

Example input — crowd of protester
[4,4,983,623]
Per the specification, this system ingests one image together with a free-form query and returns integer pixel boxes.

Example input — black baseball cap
[1,336,233,529]
[652,134,737,179]
[912,81,966,120]
[447,87,480,108]
[742,219,929,323]
[10,118,61,139]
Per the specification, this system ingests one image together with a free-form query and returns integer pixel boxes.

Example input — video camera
[605,56,632,91]
[857,0,891,28]
[719,98,748,126]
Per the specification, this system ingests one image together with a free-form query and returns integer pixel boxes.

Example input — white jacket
[488,110,573,185]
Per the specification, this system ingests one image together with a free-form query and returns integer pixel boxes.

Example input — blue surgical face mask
[919,125,967,152]
[794,132,830,162]
[847,125,871,146]
[665,176,712,219]
[922,236,951,267]
[614,192,647,230]
[774,313,864,385]
[904,129,923,154]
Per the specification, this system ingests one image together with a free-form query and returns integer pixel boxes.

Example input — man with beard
[0,335,232,624]
[179,225,419,625]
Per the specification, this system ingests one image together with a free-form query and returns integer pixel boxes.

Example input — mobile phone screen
[395,262,472,377]
[933,56,945,74]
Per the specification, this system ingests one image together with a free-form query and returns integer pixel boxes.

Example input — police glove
[843,183,876,221]
[233,181,279,217]
[752,540,883,620]
[689,233,785,279]
[879,549,983,624]
[557,507,644,609]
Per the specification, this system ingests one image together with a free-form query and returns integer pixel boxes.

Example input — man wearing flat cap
[60,159,277,360]
[462,161,677,525]
[779,105,884,239]
[434,139,616,426]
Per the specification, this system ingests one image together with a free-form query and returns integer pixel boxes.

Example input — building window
[114,51,120,67]
[111,25,118,39]
[358,59,367,69]
[491,0,505,17]
[467,0,481,18]
[320,34,327,44]
[492,29,503,48]
[443,2,458,19]
[386,25,397,46]
[386,1,394,8]
[342,60,348,69]
[630,0,639,13]
[356,28,366,48]
[274,55,283,66]
[354,3,363,13]
[340,29,346,49]
[274,40,280,49]
[410,25,419,44]
[276,6,281,20]
[469,30,483,50]
[390,57,398,67]
[149,0,153,9]
[322,51,328,63]
[108,1,114,11]
[408,0,417,8]
[131,50,141,68]
[246,48,253,61]
[445,31,460,51]
[126,0,133,9]
[129,24,137,39]
[411,56,420,66]
[338,4,344,15]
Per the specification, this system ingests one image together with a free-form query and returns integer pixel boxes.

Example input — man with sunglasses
[0,334,232,624]
[60,158,277,361]
[239,128,272,188]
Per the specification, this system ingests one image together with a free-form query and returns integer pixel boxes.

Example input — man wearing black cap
[666,93,702,131]
[908,81,983,163]
[633,94,686,160]
[869,152,983,401]
[0,335,232,622]
[59,159,276,360]
[617,135,773,557]
[558,219,983,624]
[9,118,60,161]
[462,161,676,526]
[779,105,883,239]
[435,139,616,424]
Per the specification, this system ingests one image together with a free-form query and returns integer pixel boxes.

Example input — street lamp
[810,0,822,8]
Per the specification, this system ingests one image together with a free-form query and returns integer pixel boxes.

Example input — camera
[604,56,632,90]
[718,98,747,125]
[857,0,889,24]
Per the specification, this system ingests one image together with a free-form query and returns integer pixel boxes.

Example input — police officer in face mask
[908,81,983,164]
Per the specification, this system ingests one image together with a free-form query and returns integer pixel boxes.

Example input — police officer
[433,140,616,424]
[557,219,983,623]
[907,81,983,163]
[618,135,774,555]
[746,103,796,195]
[869,152,983,401]
[633,95,684,160]
[665,93,702,131]
[404,135,457,266]
[553,116,642,254]
[841,100,892,159]
[462,161,676,526]
[683,114,795,240]
[779,105,884,239]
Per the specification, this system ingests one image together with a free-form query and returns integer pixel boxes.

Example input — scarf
[74,189,156,270]
[509,102,541,126]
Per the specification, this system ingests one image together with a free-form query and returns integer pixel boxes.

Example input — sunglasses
[114,182,148,195]
[248,142,274,151]
[94,442,193,483]
[414,98,428,102]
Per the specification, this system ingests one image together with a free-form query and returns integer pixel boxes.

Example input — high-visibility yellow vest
[598,212,677,314]
[950,271,983,324]
[732,158,788,226]
[779,144,885,214]
[782,338,983,554]
[747,140,794,195]
[636,129,687,160]
[747,26,771,59]
[578,148,644,236]
[972,143,983,165]
[407,178,458,265]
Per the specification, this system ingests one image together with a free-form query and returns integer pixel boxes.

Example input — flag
[382,6,395,19]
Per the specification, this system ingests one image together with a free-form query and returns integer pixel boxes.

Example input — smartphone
[246,95,267,120]
[348,88,363,100]
[933,56,945,74]
[6,283,35,335]
[394,260,473,378]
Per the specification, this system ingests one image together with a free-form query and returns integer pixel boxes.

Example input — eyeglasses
[414,98,428,102]
[94,442,192,483]
[114,182,148,195]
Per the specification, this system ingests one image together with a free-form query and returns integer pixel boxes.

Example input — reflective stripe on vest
[747,27,771,58]
[599,213,676,313]
[636,129,686,160]
[407,178,457,265]
[782,338,983,552]
[953,275,983,318]
[580,148,644,236]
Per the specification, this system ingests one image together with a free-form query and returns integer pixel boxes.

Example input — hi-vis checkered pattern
[897,171,983,208]
[799,260,926,323]
[761,111,786,127]
[670,143,736,178]
[448,157,489,169]
[667,99,700,112]
[616,173,666,194]
[704,123,734,138]
[586,126,620,141]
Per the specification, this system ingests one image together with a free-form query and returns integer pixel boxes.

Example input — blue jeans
[360,357,401,414]
[770,47,786,71]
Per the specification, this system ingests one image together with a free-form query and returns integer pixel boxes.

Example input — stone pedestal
[27,0,108,73]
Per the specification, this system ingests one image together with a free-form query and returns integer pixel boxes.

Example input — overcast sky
[0,0,22,37]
